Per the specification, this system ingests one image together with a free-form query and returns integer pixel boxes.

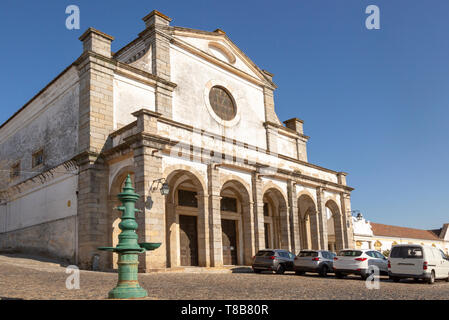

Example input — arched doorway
[219,180,252,265]
[297,194,318,250]
[325,200,344,252]
[109,168,135,270]
[165,169,206,268]
[262,188,288,250]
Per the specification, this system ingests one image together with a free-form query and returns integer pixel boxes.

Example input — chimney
[142,10,172,28]
[283,118,304,135]
[79,27,114,58]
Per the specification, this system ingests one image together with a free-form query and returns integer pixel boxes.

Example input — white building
[352,214,449,255]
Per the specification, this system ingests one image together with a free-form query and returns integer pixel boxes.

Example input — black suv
[252,249,296,274]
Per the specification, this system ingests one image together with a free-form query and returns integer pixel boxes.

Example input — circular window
[208,86,236,121]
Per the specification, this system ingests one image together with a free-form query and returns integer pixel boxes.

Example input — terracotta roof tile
[370,222,440,241]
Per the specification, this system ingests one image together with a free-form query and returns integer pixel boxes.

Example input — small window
[178,189,198,207]
[10,162,20,179]
[32,149,44,168]
[220,197,237,212]
[263,203,269,216]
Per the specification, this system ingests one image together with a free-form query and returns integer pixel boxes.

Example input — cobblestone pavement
[0,254,448,300]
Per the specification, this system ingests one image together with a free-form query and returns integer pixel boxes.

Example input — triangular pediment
[171,27,276,88]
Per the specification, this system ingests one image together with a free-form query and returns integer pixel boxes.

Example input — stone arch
[325,199,344,252]
[219,177,254,265]
[297,193,319,250]
[108,165,135,270]
[262,186,289,250]
[164,168,207,268]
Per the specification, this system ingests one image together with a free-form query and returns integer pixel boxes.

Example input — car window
[321,252,329,259]
[256,251,274,257]
[439,250,447,260]
[390,246,423,259]
[299,251,318,257]
[338,250,362,257]
[288,252,295,259]
[366,251,375,258]
[375,252,385,259]
[278,251,287,258]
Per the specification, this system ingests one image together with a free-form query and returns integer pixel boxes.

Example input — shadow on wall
[0,250,71,268]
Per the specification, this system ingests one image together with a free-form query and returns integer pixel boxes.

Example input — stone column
[207,164,223,267]
[316,187,328,250]
[287,180,300,254]
[251,172,265,252]
[197,193,210,267]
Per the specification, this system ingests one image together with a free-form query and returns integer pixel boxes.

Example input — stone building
[0,10,354,271]
[352,214,449,255]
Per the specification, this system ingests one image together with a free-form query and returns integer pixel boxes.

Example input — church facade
[0,11,354,271]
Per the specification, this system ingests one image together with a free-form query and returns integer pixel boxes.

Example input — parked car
[293,250,336,277]
[333,249,388,280]
[388,244,449,284]
[252,249,295,274]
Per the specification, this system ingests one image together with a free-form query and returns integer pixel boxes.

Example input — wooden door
[179,215,198,266]
[222,219,237,265]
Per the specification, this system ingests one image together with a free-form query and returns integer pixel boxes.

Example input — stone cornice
[264,121,310,141]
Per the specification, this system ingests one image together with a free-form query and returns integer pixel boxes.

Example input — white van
[388,244,449,284]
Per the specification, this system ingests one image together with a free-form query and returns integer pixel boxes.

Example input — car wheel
[253,268,261,274]
[446,273,449,282]
[390,276,400,283]
[276,264,285,275]
[335,272,345,279]
[428,271,435,284]
[413,278,420,283]
[319,265,329,277]
[295,270,305,276]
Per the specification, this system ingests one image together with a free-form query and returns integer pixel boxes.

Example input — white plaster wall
[174,36,259,78]
[0,67,79,185]
[277,134,297,159]
[218,167,252,186]
[170,44,267,150]
[113,74,156,129]
[158,121,340,185]
[0,175,78,233]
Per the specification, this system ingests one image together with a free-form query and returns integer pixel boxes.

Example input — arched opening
[165,169,206,268]
[219,180,253,265]
[325,200,344,252]
[262,188,288,250]
[108,168,135,270]
[297,194,318,250]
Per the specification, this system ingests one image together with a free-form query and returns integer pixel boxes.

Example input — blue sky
[1,1,448,229]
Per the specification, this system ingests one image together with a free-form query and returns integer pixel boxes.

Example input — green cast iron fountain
[98,174,161,299]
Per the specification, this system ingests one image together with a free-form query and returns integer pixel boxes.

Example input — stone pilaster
[78,28,115,154]
[340,192,354,249]
[251,172,265,251]
[141,10,173,118]
[316,186,328,250]
[287,180,300,254]
[207,164,223,267]
[75,152,110,270]
[133,143,166,271]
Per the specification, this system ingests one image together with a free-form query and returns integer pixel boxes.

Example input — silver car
[252,249,295,274]
[294,250,336,277]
